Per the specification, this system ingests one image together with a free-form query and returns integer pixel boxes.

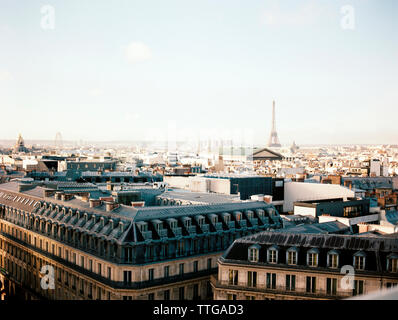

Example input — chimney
[55,191,64,200]
[358,223,369,234]
[61,193,74,201]
[43,189,56,198]
[131,201,145,208]
[89,199,102,208]
[18,183,35,192]
[105,201,119,212]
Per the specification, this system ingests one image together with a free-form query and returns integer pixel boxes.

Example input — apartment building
[212,231,398,300]
[0,181,283,300]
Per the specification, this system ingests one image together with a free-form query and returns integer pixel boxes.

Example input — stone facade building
[212,231,398,300]
[0,181,282,300]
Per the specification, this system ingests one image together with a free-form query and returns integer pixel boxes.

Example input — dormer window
[246,211,254,219]
[287,247,298,265]
[197,216,204,226]
[327,250,340,268]
[257,209,265,218]
[307,248,319,267]
[168,219,177,229]
[353,251,366,270]
[267,245,278,264]
[223,214,231,224]
[211,215,218,224]
[248,245,260,263]
[235,212,241,222]
[138,222,147,233]
[184,219,191,228]
[387,254,398,273]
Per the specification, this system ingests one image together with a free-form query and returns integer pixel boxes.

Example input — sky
[0,0,397,146]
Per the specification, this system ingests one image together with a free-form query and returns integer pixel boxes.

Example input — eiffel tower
[267,100,281,148]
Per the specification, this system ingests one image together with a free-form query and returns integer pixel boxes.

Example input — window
[354,252,366,270]
[227,294,237,300]
[307,249,319,267]
[81,256,84,268]
[207,258,212,270]
[107,267,111,280]
[328,250,339,268]
[193,261,198,273]
[246,295,255,300]
[386,282,398,289]
[164,290,170,300]
[179,287,185,300]
[286,274,296,291]
[123,270,132,285]
[89,259,93,272]
[306,276,316,293]
[229,270,239,285]
[148,268,154,281]
[248,245,259,263]
[326,278,337,295]
[387,254,398,273]
[287,248,298,265]
[98,263,102,275]
[148,293,154,300]
[247,271,257,287]
[266,273,276,290]
[179,263,184,275]
[193,284,199,299]
[164,266,169,278]
[353,280,364,296]
[80,279,84,294]
[268,248,278,264]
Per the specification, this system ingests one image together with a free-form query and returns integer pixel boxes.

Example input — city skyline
[0,0,397,145]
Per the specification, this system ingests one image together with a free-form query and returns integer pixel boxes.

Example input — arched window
[327,250,340,268]
[286,247,298,265]
[267,245,279,264]
[248,245,260,263]
[353,251,366,270]
[307,248,319,267]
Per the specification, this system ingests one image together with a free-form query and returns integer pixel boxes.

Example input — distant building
[58,160,117,172]
[13,134,29,154]
[283,182,355,213]
[293,198,371,219]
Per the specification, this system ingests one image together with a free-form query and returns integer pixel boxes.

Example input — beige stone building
[212,231,398,300]
[0,181,283,300]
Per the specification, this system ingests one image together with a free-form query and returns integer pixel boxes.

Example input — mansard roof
[223,230,398,262]
[0,181,281,245]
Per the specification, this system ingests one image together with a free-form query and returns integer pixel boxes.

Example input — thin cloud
[125,42,152,63]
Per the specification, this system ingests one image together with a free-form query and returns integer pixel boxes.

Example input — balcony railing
[212,277,354,300]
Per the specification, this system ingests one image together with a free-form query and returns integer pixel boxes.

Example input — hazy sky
[0,0,397,145]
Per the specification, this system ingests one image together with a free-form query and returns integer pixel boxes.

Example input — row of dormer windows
[0,224,116,280]
[136,209,277,236]
[247,245,398,272]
